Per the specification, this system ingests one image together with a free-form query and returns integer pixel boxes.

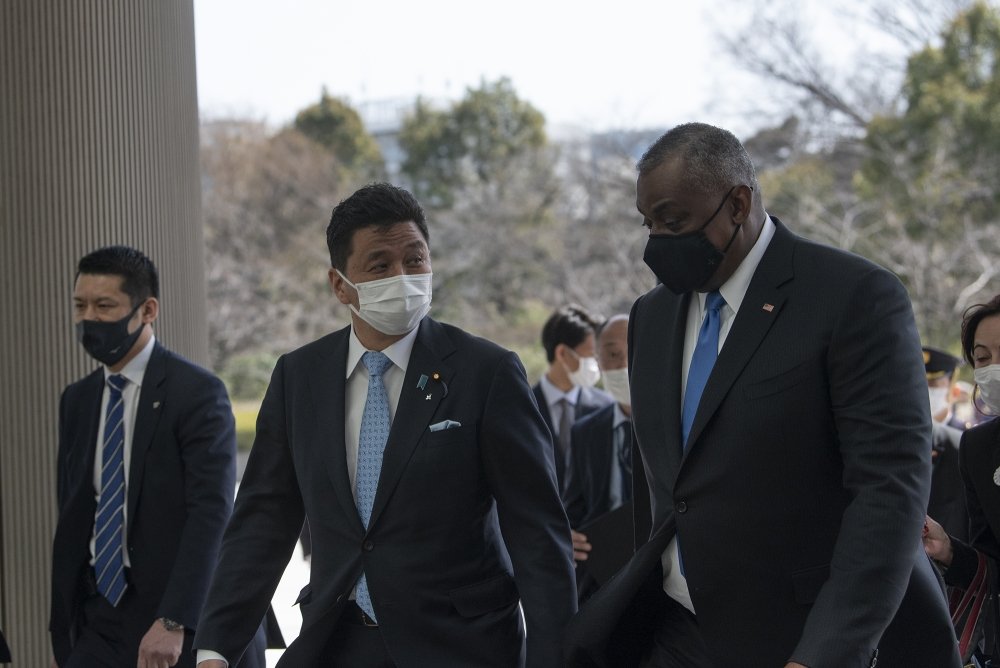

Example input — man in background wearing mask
[532,304,613,492]
[194,183,576,667]
[565,123,959,667]
[563,314,634,603]
[923,345,969,542]
[50,246,266,667]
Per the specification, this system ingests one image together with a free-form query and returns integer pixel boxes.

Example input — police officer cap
[923,346,961,380]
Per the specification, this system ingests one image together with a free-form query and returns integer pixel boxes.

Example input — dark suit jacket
[532,382,613,488]
[566,219,959,667]
[50,343,237,666]
[564,403,627,528]
[194,318,577,668]
[947,418,1000,585]
[929,422,969,542]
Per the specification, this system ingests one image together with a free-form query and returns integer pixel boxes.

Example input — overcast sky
[192,0,897,138]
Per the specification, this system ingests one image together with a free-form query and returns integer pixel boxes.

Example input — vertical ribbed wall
[0,1,206,663]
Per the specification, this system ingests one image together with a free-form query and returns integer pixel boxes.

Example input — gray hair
[637,122,759,198]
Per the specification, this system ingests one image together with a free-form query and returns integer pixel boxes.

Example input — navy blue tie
[681,291,726,450]
[355,351,392,622]
[95,373,128,606]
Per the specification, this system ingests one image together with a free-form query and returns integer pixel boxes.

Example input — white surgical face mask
[974,364,1000,415]
[928,386,950,418]
[602,367,631,408]
[567,352,601,389]
[337,270,432,336]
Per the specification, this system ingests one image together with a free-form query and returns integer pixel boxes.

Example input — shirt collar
[697,213,776,316]
[539,372,581,407]
[105,334,155,387]
[346,325,419,378]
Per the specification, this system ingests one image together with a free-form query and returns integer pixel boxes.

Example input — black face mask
[642,187,739,294]
[75,303,144,366]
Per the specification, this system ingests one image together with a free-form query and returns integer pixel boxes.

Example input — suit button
[676,501,688,513]
[363,540,374,552]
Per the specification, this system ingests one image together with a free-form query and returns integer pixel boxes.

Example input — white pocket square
[429,420,462,432]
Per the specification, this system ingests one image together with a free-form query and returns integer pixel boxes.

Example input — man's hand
[137,619,183,668]
[922,515,954,565]
[571,529,592,562]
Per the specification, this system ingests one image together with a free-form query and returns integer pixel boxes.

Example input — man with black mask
[50,245,266,668]
[565,123,960,667]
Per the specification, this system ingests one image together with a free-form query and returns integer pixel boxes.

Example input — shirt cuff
[196,649,229,666]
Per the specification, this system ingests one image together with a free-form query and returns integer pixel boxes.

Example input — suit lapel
[684,220,795,455]
[126,344,166,535]
[368,318,455,529]
[70,371,105,507]
[634,288,688,478]
[305,328,362,531]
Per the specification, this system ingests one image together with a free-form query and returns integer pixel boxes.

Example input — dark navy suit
[194,318,576,667]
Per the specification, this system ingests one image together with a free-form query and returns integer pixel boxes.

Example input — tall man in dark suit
[50,246,260,667]
[532,304,613,491]
[565,123,960,667]
[194,183,576,667]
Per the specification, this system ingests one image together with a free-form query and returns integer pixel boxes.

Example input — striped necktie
[95,373,128,606]
[355,351,392,622]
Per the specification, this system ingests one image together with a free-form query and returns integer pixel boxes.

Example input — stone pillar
[0,1,206,662]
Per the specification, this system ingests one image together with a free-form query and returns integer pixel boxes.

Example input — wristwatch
[159,617,184,632]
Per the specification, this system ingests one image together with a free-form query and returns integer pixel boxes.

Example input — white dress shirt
[662,214,776,613]
[89,335,155,568]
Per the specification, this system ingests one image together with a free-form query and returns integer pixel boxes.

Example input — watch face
[160,617,182,631]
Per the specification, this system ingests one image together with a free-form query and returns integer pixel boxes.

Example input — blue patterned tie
[681,291,726,450]
[95,373,128,606]
[355,351,392,622]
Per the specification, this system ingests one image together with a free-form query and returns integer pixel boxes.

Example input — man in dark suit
[924,346,969,541]
[565,123,960,667]
[50,246,264,667]
[532,304,613,491]
[564,313,633,529]
[563,314,634,603]
[194,183,576,667]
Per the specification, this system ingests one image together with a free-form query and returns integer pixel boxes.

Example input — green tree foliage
[398,77,547,207]
[856,1,1000,342]
[294,90,385,177]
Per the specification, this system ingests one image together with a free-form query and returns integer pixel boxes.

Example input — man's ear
[140,297,159,324]
[730,184,755,225]
[329,268,353,306]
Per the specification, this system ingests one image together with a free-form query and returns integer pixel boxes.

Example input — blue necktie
[355,351,392,622]
[681,291,726,450]
[95,373,128,606]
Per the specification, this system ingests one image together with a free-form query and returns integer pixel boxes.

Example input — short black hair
[76,245,159,305]
[961,294,1000,365]
[326,182,429,270]
[541,304,604,363]
[637,122,759,198]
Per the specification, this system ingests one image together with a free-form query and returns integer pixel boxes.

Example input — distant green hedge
[232,401,260,452]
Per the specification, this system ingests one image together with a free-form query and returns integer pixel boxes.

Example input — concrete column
[0,1,206,662]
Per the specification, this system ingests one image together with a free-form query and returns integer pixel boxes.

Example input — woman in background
[925,294,1000,664]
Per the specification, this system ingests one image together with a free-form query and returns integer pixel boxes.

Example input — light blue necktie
[95,373,128,606]
[355,351,392,622]
[681,291,726,450]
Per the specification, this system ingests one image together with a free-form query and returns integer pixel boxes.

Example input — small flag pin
[762,303,774,312]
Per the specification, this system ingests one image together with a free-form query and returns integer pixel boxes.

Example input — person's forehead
[636,159,689,210]
[74,273,127,297]
[349,222,427,254]
[599,321,628,345]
